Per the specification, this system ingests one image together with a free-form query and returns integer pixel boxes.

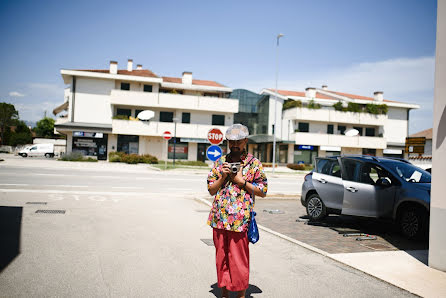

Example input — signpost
[405,137,426,154]
[208,128,224,145]
[163,131,172,170]
[206,145,222,162]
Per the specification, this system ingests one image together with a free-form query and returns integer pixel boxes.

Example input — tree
[9,120,32,146]
[0,102,19,145]
[34,117,55,138]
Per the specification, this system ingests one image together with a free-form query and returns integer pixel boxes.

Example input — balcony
[291,132,386,149]
[112,119,228,139]
[110,90,239,113]
[284,107,387,126]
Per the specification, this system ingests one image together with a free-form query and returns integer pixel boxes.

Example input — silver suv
[301,156,431,239]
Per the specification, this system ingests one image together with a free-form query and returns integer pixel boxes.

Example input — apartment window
[182,112,190,124]
[338,125,346,135]
[160,111,174,122]
[212,115,225,126]
[143,85,153,92]
[366,127,376,137]
[298,122,309,133]
[120,83,130,91]
[117,108,131,117]
[327,124,334,134]
[353,127,363,136]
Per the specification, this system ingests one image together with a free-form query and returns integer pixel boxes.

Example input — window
[316,158,341,177]
[212,115,225,126]
[168,138,188,160]
[117,108,131,117]
[362,148,376,156]
[182,112,190,124]
[117,135,139,154]
[338,125,346,135]
[359,163,394,186]
[342,159,361,182]
[160,111,174,122]
[366,127,376,137]
[327,124,334,134]
[143,85,153,92]
[120,83,130,91]
[353,127,363,136]
[298,122,309,132]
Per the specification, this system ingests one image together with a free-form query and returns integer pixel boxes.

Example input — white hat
[225,124,249,141]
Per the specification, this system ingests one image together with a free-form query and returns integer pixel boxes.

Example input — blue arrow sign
[206,145,222,162]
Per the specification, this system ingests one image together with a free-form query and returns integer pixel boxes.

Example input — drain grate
[200,239,214,246]
[26,202,47,205]
[36,210,66,214]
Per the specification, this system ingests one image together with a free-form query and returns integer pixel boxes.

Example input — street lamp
[272,33,284,174]
[173,117,180,167]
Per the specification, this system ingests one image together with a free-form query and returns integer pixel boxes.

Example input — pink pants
[212,228,249,292]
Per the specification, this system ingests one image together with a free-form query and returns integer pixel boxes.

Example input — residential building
[408,128,433,169]
[53,60,238,160]
[231,86,419,165]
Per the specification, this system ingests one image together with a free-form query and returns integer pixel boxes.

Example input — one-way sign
[206,145,222,162]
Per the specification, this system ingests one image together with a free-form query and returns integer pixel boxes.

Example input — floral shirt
[207,152,268,232]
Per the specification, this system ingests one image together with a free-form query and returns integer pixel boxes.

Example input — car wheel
[21,153,27,158]
[399,207,428,239]
[306,194,327,221]
[45,153,51,158]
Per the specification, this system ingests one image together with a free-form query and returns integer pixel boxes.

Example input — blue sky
[0,0,437,133]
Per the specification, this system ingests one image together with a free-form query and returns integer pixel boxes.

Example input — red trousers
[212,228,249,292]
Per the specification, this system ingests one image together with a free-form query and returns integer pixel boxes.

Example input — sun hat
[225,124,249,141]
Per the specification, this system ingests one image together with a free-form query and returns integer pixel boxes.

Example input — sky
[0,0,437,133]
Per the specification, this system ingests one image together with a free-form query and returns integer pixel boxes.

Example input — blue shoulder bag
[247,182,259,244]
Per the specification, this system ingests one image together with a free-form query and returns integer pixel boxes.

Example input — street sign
[207,128,224,145]
[163,131,172,140]
[206,145,222,162]
[405,145,424,154]
[405,137,426,145]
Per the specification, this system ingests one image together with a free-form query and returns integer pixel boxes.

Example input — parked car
[301,155,431,239]
[18,144,55,158]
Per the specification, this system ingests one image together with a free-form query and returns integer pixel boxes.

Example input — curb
[196,197,419,297]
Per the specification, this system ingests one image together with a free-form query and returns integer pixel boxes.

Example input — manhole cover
[200,239,214,246]
[35,210,66,214]
[360,243,392,250]
[26,202,47,205]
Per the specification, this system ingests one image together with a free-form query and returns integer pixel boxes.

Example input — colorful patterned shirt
[207,152,268,232]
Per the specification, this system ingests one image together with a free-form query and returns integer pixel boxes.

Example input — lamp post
[173,117,180,167]
[272,33,284,174]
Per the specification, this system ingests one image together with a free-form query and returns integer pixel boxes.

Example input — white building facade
[257,86,419,164]
[54,60,238,161]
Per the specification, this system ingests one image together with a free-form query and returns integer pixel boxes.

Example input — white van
[19,144,54,158]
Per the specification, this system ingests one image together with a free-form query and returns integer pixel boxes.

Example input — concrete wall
[268,96,283,138]
[188,142,198,161]
[74,77,114,124]
[384,107,408,144]
[429,0,446,272]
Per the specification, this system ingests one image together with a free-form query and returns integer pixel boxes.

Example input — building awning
[53,101,69,115]
[55,122,112,132]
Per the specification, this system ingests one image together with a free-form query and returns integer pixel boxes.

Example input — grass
[151,160,210,170]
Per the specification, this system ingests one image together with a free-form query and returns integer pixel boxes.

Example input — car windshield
[383,161,431,183]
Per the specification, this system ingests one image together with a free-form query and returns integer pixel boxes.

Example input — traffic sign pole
[165,140,168,170]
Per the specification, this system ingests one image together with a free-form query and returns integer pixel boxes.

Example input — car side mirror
[378,177,391,187]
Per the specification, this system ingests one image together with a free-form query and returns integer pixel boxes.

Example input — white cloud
[12,101,59,122]
[9,91,25,97]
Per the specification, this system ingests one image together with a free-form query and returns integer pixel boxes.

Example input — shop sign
[168,146,188,154]
[73,131,103,138]
[298,145,314,150]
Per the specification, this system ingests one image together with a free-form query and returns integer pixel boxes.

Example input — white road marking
[0,183,29,186]
[0,188,199,197]
[112,186,144,189]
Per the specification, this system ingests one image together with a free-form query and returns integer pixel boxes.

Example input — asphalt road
[0,159,414,297]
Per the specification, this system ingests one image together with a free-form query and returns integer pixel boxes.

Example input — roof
[77,69,159,78]
[410,128,433,139]
[162,76,226,88]
[271,89,332,100]
[327,90,399,103]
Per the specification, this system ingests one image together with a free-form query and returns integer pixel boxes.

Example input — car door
[312,158,344,210]
[341,158,397,217]
[28,146,38,157]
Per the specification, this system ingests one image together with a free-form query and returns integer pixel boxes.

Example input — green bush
[377,104,388,115]
[60,152,98,162]
[333,101,345,111]
[347,102,361,113]
[307,100,321,109]
[108,152,158,164]
[141,154,158,164]
[176,160,207,166]
[109,151,125,162]
[283,99,303,110]
[365,104,379,114]
[287,163,306,170]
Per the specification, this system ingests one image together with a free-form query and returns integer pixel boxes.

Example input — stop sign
[207,128,224,145]
[163,131,172,140]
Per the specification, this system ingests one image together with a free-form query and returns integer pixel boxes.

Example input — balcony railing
[112,119,228,139]
[291,132,386,149]
[110,90,239,113]
[283,107,387,126]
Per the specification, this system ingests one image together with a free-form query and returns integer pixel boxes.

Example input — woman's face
[228,138,248,156]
